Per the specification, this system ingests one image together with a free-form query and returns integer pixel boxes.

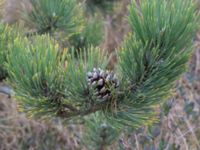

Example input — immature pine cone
[87,68,119,100]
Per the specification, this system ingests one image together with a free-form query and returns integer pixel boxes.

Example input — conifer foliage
[0,24,9,80]
[0,23,19,81]
[5,0,199,130]
[68,15,103,50]
[22,0,104,51]
[22,0,83,35]
[6,35,69,117]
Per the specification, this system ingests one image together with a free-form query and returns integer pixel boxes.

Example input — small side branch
[57,103,107,119]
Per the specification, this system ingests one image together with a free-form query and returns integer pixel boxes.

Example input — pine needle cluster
[5,0,200,132]
[22,0,83,36]
[0,23,19,81]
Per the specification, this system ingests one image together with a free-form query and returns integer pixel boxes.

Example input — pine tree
[3,0,200,149]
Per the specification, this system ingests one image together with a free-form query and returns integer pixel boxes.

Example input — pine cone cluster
[87,68,119,101]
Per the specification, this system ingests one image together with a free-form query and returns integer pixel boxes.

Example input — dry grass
[0,93,81,150]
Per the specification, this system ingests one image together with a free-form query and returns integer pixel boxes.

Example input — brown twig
[57,89,128,119]
[57,103,107,119]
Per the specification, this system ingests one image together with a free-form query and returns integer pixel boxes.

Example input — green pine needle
[111,0,199,128]
[22,0,83,36]
[0,23,20,81]
[5,0,200,131]
[6,35,68,118]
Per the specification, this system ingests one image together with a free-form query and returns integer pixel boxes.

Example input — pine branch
[62,104,78,112]
[56,85,138,119]
[5,0,200,129]
[58,102,107,119]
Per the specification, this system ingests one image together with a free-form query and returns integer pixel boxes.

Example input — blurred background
[0,0,200,149]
